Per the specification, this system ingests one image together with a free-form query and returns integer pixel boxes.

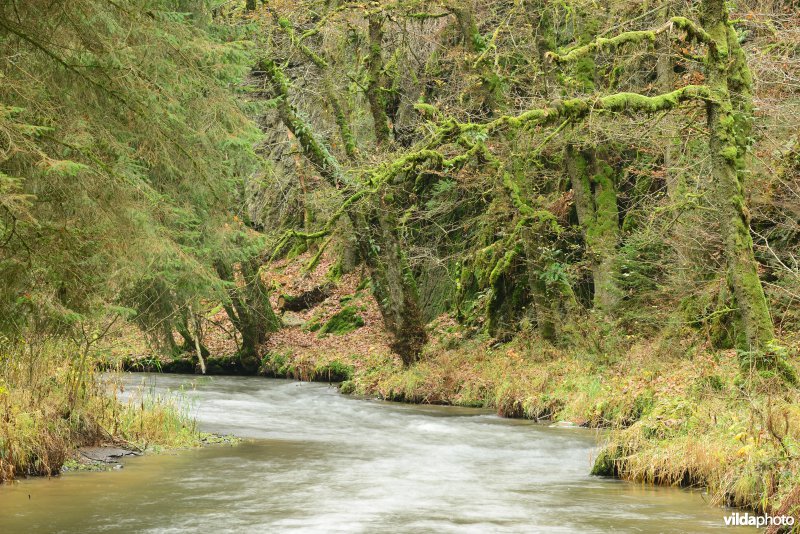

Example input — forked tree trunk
[357,208,427,365]
[215,257,280,372]
[366,15,392,146]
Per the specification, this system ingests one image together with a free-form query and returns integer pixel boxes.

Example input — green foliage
[0,0,268,354]
[738,341,799,386]
[614,235,667,298]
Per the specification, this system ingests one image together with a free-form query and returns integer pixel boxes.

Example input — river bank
[0,374,758,532]
[99,251,800,525]
[0,345,211,483]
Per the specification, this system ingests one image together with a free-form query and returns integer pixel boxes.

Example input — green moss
[318,306,365,335]
[339,380,356,394]
[313,359,355,382]
[591,447,620,476]
[262,351,295,377]
[489,247,520,286]
[719,145,738,161]
[586,162,619,243]
[552,30,655,65]
[738,341,799,386]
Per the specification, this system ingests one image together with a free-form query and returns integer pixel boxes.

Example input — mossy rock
[162,358,195,374]
[261,351,294,377]
[591,447,620,477]
[318,306,365,336]
[339,380,356,394]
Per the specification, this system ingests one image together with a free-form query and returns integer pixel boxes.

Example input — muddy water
[0,374,754,533]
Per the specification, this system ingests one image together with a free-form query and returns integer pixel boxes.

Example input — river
[0,374,754,533]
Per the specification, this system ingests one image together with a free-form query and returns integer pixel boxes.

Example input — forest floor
[106,250,800,523]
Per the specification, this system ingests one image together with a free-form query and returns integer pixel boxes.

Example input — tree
[0,0,268,368]
[565,145,621,313]
[259,58,427,365]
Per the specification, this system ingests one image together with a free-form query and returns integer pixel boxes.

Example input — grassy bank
[0,341,202,482]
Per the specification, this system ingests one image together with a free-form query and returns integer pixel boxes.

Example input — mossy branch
[269,187,368,264]
[260,59,352,190]
[548,30,657,63]
[355,86,711,212]
[271,14,358,159]
[459,85,713,137]
[275,17,328,69]
[547,17,714,64]
[298,4,357,43]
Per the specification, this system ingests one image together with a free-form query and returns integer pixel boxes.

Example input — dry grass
[0,341,201,482]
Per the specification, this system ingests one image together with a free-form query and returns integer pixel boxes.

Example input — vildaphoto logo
[724,512,795,528]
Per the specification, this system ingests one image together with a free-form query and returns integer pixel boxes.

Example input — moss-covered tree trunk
[366,14,392,146]
[447,2,500,116]
[522,238,578,342]
[357,207,427,365]
[701,0,775,353]
[566,145,620,313]
[657,6,680,199]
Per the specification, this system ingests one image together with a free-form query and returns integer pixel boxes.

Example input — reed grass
[0,340,201,482]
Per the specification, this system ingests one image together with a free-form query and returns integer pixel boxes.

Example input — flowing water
[1,374,754,533]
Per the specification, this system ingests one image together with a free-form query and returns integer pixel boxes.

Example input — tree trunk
[657,6,680,200]
[188,304,207,374]
[366,15,392,145]
[566,145,620,313]
[701,0,775,352]
[448,1,499,116]
[178,311,210,359]
[449,2,479,52]
[262,59,427,364]
[271,15,358,160]
[326,78,359,160]
[215,257,280,372]
[357,208,427,365]
[161,320,180,356]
